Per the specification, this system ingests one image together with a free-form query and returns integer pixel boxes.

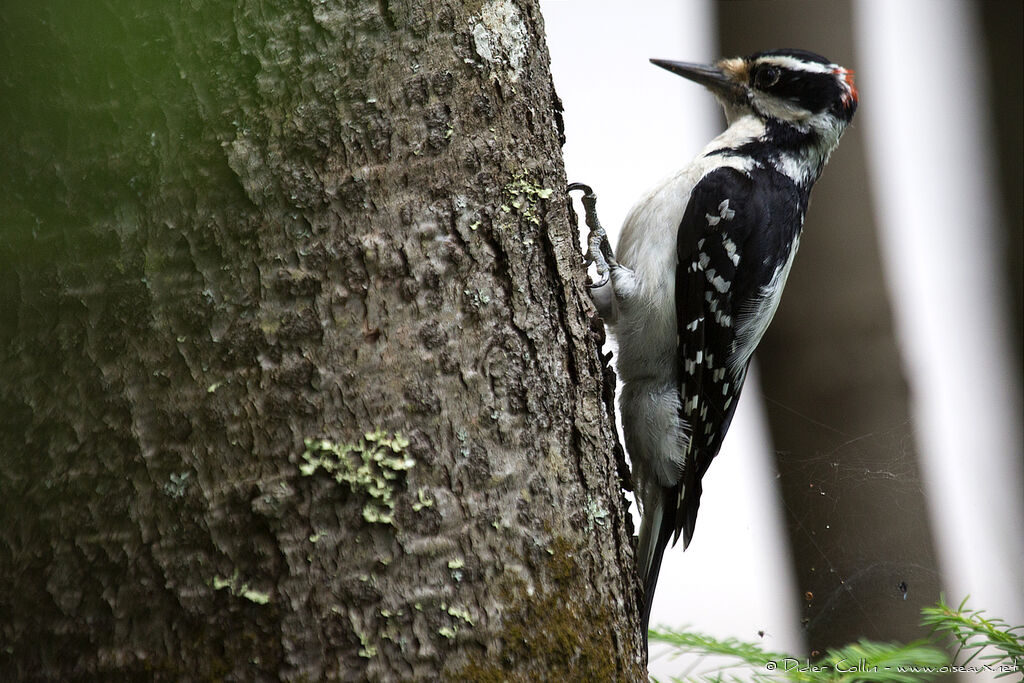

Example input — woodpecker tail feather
[639,469,706,644]
[638,487,678,645]
[679,458,704,550]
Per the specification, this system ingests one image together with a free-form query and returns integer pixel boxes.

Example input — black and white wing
[673,166,804,547]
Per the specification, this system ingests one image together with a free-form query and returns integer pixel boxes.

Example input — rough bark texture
[718,0,944,654]
[0,1,644,680]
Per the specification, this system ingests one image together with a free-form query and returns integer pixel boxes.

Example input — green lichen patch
[412,487,435,512]
[163,471,191,498]
[300,430,414,525]
[240,587,270,605]
[357,630,378,659]
[446,604,475,626]
[211,570,272,606]
[503,173,554,226]
[584,497,610,530]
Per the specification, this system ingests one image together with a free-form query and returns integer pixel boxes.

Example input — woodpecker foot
[568,182,617,288]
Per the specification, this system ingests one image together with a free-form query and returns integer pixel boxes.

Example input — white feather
[729,233,801,375]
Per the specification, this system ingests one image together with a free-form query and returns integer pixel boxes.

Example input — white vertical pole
[853,2,1024,673]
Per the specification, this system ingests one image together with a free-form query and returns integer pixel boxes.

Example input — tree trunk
[0,1,644,679]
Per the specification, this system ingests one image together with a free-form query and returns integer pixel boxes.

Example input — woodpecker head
[651,49,857,143]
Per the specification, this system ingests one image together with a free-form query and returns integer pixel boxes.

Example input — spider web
[645,387,945,681]
[762,395,943,655]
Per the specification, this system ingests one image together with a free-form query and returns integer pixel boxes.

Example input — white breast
[611,117,764,383]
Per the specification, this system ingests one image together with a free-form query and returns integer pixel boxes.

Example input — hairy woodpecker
[570,49,857,633]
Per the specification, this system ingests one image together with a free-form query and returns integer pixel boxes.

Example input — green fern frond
[648,597,1023,681]
[648,628,790,669]
[921,594,1024,677]
[814,639,947,682]
[648,628,948,682]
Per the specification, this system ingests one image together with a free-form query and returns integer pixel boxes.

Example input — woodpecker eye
[754,66,780,89]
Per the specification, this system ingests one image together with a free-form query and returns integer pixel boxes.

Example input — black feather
[639,486,677,644]
[669,166,805,548]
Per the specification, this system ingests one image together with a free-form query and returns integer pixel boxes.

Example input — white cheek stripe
[757,55,834,74]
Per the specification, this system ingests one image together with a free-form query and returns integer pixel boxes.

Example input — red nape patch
[834,67,859,105]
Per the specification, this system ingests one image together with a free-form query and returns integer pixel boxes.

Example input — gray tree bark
[0,1,644,680]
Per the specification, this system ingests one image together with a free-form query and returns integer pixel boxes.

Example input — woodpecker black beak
[650,59,746,102]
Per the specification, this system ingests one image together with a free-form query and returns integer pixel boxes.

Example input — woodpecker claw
[588,227,613,289]
[568,183,617,288]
